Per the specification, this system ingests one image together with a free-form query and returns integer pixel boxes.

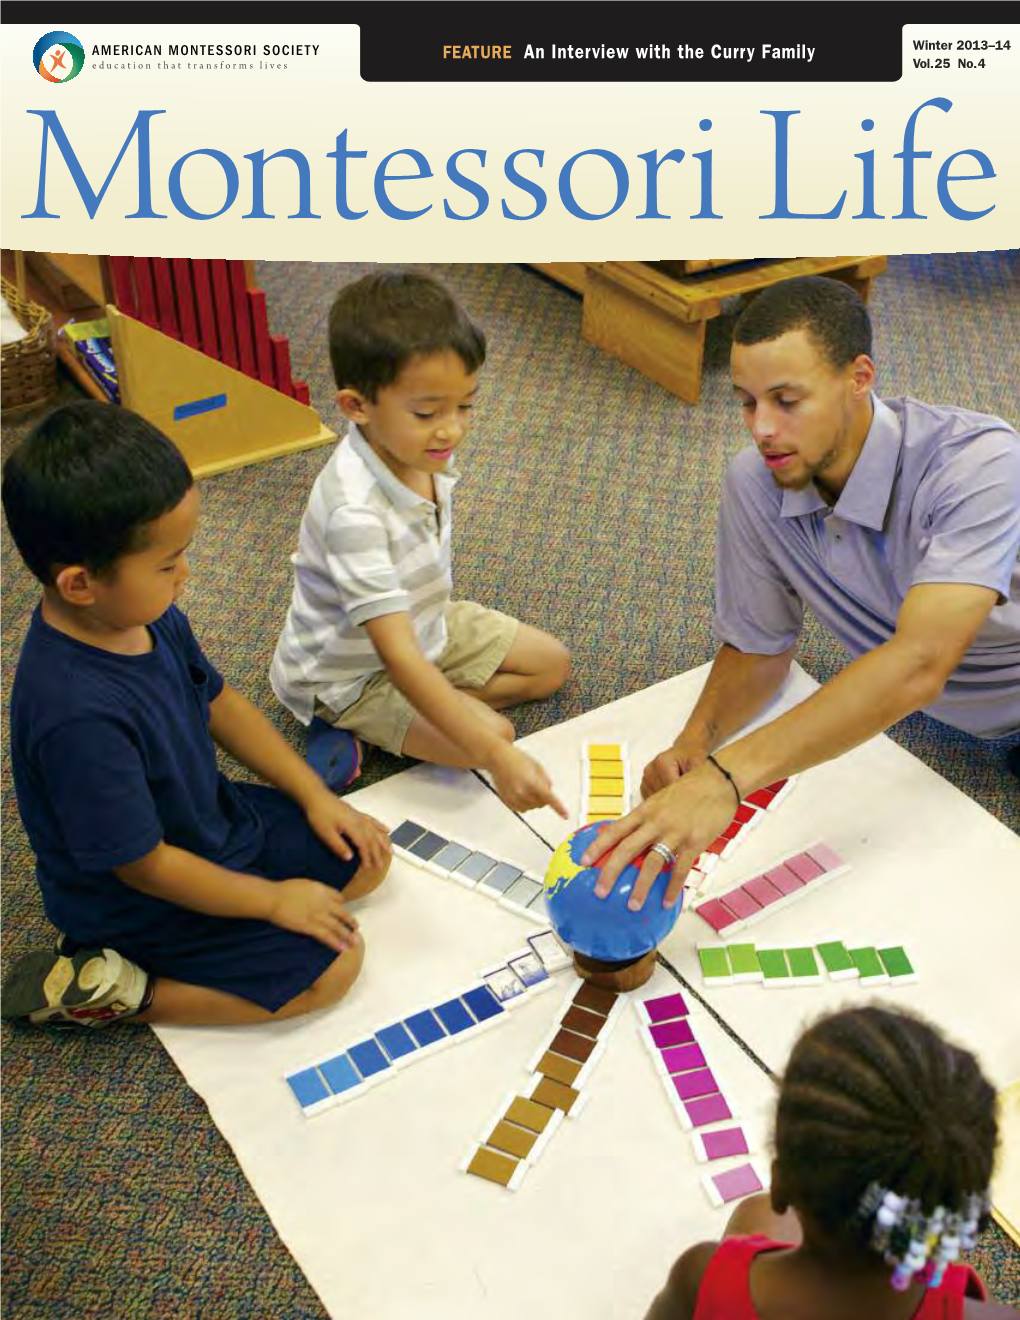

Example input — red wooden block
[108,256,137,317]
[293,381,311,406]
[745,788,776,810]
[227,261,257,378]
[190,259,219,359]
[171,259,200,349]
[763,780,788,798]
[248,289,275,386]
[132,257,158,328]
[733,805,757,826]
[270,334,294,397]
[705,837,729,856]
[209,260,238,368]
[150,258,179,340]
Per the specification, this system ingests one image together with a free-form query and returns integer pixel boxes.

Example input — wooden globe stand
[573,948,657,992]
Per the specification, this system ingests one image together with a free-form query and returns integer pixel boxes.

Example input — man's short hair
[733,275,873,368]
[328,269,486,398]
[2,402,193,585]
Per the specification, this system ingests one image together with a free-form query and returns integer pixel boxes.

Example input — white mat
[154,766,775,1320]
[154,668,1020,1316]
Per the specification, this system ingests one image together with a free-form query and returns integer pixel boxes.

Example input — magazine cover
[2,4,1018,1317]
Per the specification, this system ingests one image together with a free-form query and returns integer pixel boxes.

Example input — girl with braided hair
[645,1005,1016,1319]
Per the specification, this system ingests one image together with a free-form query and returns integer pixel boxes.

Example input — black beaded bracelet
[706,754,741,808]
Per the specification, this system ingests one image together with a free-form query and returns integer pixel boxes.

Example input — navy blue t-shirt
[10,605,264,946]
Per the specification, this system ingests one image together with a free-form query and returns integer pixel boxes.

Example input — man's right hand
[641,737,709,798]
[489,744,568,818]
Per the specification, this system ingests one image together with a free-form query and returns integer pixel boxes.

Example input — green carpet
[2,255,1018,1316]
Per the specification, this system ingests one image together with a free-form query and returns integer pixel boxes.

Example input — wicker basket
[2,264,58,416]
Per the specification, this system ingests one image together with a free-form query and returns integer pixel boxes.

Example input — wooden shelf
[27,252,108,310]
[530,256,887,403]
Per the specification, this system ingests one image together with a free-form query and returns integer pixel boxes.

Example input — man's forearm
[718,636,945,797]
[677,644,797,755]
[116,842,279,920]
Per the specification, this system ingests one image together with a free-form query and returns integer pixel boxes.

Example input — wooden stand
[4,251,334,475]
[531,256,887,403]
[573,949,657,991]
[106,306,334,479]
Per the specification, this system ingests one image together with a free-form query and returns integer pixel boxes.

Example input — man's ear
[849,353,877,399]
[336,388,372,424]
[53,564,98,607]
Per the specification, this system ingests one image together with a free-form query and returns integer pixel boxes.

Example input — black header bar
[4,2,1011,83]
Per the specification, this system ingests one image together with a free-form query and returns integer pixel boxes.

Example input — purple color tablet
[671,1067,719,1101]
[711,1162,765,1203]
[660,1042,707,1075]
[650,1018,697,1050]
[642,991,689,1023]
[701,1126,750,1161]
[684,1093,733,1127]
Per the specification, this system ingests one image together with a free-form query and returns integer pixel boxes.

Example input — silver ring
[650,842,678,867]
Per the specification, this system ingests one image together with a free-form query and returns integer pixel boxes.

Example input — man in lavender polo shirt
[590,276,1020,908]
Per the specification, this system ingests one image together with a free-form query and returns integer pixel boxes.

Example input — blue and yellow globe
[544,821,682,961]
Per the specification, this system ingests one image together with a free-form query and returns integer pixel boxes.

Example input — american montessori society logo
[33,31,85,82]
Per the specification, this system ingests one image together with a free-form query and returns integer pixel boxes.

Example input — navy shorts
[115,785,362,1012]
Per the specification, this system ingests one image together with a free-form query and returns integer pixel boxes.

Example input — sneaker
[1,947,152,1027]
[306,717,363,791]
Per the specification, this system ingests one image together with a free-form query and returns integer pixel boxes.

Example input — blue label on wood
[173,393,227,421]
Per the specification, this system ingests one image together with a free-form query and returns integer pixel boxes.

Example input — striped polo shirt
[271,426,458,724]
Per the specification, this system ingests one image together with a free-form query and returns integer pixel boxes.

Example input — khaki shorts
[317,600,519,756]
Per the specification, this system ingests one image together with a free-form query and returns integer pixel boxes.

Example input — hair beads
[859,1183,991,1291]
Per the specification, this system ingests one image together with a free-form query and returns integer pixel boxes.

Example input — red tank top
[694,1235,987,1319]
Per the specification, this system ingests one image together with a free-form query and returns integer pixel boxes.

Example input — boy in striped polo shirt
[272,270,570,817]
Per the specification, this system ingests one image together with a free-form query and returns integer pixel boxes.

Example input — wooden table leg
[582,268,707,404]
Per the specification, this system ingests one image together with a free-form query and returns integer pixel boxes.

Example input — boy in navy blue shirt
[1,402,391,1028]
